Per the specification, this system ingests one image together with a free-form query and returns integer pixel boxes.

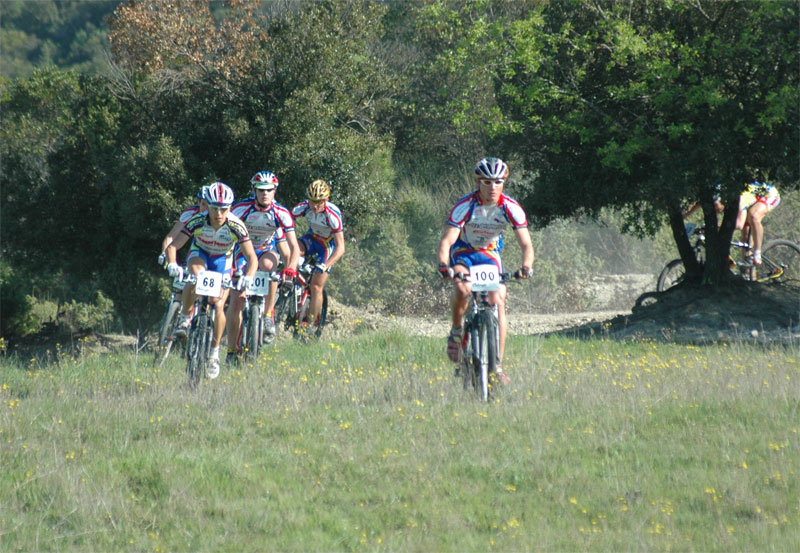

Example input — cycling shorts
[299,233,337,265]
[186,248,233,275]
[233,240,279,272]
[739,187,780,212]
[449,239,504,273]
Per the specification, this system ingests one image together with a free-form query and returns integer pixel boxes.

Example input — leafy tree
[406,0,798,286]
[496,0,799,285]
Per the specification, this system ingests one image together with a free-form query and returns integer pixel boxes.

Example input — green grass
[1,331,798,552]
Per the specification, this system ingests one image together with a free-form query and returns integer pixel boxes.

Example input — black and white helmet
[475,157,509,180]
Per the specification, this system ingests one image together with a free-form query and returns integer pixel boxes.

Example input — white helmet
[475,157,509,180]
[204,181,234,208]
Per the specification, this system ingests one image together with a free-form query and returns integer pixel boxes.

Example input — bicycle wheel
[758,239,800,285]
[186,311,207,389]
[485,311,499,388]
[153,299,181,367]
[657,259,685,292]
[273,287,293,336]
[477,313,491,402]
[245,302,261,361]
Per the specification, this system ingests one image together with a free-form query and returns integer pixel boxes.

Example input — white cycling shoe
[207,356,220,379]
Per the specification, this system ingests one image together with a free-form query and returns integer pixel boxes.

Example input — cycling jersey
[231,196,295,248]
[446,191,528,252]
[292,200,344,240]
[181,211,250,257]
[740,182,780,212]
[178,203,206,225]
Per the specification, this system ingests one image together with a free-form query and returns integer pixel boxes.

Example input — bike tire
[246,302,261,361]
[186,311,207,389]
[477,313,491,402]
[154,299,181,368]
[758,239,800,285]
[657,259,686,292]
[460,324,472,391]
[486,311,498,391]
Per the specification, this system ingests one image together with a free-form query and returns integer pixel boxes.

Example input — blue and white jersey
[292,200,344,241]
[231,197,295,248]
[446,191,528,252]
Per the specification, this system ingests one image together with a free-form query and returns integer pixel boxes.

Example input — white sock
[211,346,220,360]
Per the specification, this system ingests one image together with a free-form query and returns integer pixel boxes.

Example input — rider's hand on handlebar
[438,262,454,279]
[238,275,254,291]
[515,266,533,280]
[166,262,182,278]
[281,268,298,281]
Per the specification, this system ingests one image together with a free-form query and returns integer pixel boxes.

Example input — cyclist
[291,179,345,335]
[165,181,257,379]
[735,181,780,266]
[437,157,534,385]
[159,185,208,264]
[225,171,300,363]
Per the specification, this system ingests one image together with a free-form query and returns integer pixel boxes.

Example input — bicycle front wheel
[657,259,685,292]
[186,312,207,389]
[477,313,491,402]
[245,302,261,361]
[759,239,800,286]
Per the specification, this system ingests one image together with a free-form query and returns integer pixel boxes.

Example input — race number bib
[248,271,272,296]
[195,270,223,297]
[469,264,501,292]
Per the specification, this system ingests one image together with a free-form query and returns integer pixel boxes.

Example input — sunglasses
[255,187,277,192]
[479,179,504,187]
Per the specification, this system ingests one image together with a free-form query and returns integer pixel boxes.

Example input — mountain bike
[657,225,800,291]
[152,269,189,368]
[455,266,519,402]
[235,270,279,362]
[185,270,235,389]
[273,255,328,341]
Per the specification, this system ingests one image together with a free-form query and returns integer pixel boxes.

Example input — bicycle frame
[455,269,511,402]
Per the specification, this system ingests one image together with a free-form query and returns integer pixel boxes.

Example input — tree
[497,0,799,285]
[413,0,798,286]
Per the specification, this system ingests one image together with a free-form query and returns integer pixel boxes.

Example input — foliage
[1,1,798,335]
[0,0,121,79]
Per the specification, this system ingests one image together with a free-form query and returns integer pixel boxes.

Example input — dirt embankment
[6,277,799,360]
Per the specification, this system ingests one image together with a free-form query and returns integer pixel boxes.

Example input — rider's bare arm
[325,231,346,268]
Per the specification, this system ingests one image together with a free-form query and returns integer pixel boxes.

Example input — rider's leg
[450,264,471,329]
[260,251,280,319]
[746,202,768,262]
[225,289,244,353]
[308,271,329,324]
[211,288,229,349]
[489,285,508,363]
[180,257,206,316]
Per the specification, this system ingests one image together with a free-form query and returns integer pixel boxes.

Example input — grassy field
[1,330,798,552]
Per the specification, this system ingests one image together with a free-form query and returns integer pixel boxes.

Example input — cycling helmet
[306,179,330,201]
[251,171,279,189]
[475,157,509,180]
[204,181,234,208]
[197,185,209,200]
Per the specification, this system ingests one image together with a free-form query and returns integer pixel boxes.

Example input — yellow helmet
[307,179,330,201]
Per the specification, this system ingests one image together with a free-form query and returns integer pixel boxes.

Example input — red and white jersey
[446,191,528,251]
[292,200,344,239]
[178,203,205,224]
[231,197,295,248]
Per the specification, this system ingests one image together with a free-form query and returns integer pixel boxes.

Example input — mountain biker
[225,171,300,363]
[291,179,345,335]
[735,181,781,266]
[437,157,534,385]
[165,181,257,379]
[159,185,208,265]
